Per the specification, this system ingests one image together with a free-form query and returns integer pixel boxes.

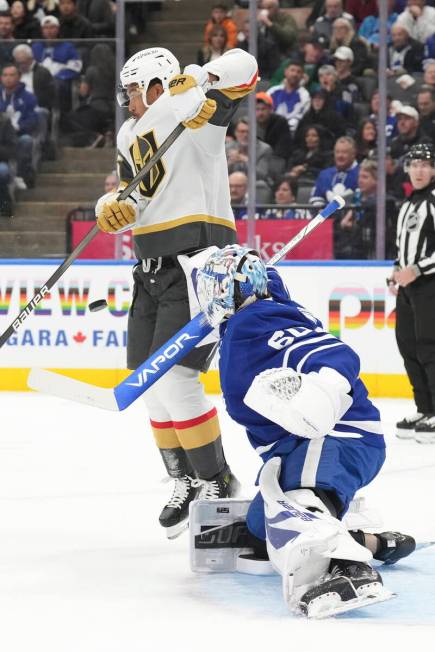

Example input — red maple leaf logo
[73,331,87,343]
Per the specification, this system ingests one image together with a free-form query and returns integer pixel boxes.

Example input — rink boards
[0,259,411,398]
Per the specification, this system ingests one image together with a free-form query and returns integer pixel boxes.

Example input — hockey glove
[168,73,216,129]
[95,191,137,233]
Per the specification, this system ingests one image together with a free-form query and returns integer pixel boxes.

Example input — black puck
[89,299,108,312]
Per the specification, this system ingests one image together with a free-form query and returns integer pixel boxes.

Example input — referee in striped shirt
[388,143,435,442]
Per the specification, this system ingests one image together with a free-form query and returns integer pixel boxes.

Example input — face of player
[408,160,434,189]
[127,82,163,119]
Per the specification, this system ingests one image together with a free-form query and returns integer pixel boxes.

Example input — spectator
[310,136,359,206]
[287,124,334,181]
[271,33,330,90]
[417,87,435,140]
[237,17,281,80]
[423,60,435,90]
[229,170,248,219]
[33,15,82,115]
[268,60,310,134]
[0,63,38,188]
[77,0,114,36]
[345,0,377,27]
[197,25,229,67]
[355,117,377,161]
[104,169,118,193]
[388,23,424,74]
[26,0,60,22]
[13,44,55,111]
[11,0,41,38]
[318,64,354,127]
[390,104,429,162]
[332,46,363,103]
[0,112,17,217]
[258,0,298,56]
[229,117,277,184]
[203,3,237,49]
[262,176,306,219]
[370,89,398,140]
[396,0,435,44]
[358,0,398,48]
[295,88,344,143]
[64,43,115,146]
[330,17,371,76]
[0,12,16,66]
[313,0,354,40]
[334,158,391,259]
[255,91,292,162]
[59,0,93,38]
[386,147,408,202]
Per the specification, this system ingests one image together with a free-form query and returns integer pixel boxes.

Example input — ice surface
[0,393,434,651]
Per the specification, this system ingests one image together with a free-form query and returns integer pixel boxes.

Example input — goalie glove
[95,190,137,233]
[168,72,216,129]
[243,367,353,439]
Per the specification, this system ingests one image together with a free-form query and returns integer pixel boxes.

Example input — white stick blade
[27,368,120,411]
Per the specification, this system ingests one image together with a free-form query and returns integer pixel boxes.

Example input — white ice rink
[1,391,435,652]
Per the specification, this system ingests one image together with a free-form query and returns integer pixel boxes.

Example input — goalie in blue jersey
[195,244,415,618]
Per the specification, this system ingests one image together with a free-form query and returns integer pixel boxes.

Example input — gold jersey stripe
[218,78,258,100]
[151,424,181,449]
[132,214,236,235]
[175,414,221,450]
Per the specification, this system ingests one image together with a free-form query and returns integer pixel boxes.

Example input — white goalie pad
[189,499,275,575]
[243,367,353,439]
[259,457,372,610]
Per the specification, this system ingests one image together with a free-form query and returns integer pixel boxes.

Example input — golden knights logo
[129,130,166,198]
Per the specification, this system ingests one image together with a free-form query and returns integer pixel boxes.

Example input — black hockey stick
[0,123,186,349]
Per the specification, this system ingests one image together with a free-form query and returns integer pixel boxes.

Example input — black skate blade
[165,519,189,540]
[302,588,395,619]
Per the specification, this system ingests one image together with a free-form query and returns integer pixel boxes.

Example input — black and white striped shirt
[395,183,435,276]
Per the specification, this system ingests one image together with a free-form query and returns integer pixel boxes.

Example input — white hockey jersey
[116,48,258,259]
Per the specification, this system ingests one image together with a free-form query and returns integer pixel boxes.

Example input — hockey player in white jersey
[94,47,258,539]
[195,245,415,618]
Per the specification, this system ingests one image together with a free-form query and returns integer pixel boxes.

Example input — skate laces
[199,478,222,500]
[166,475,198,509]
[404,412,424,424]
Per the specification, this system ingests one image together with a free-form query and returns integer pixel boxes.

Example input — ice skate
[396,412,426,439]
[373,531,416,564]
[414,415,435,444]
[299,558,394,619]
[159,475,201,539]
[199,465,241,500]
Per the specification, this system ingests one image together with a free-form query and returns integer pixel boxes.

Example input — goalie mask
[117,47,180,107]
[196,245,269,327]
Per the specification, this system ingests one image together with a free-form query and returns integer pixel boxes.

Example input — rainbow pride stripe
[107,282,130,317]
[58,281,90,316]
[329,287,372,338]
[0,283,13,315]
[19,282,51,315]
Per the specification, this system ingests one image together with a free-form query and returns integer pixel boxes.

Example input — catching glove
[95,191,137,233]
[168,73,216,129]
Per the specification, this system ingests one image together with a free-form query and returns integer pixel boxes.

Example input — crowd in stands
[0,0,116,217]
[199,0,435,258]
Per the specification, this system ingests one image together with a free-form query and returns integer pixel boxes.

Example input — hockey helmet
[117,47,180,107]
[405,143,435,170]
[196,245,269,327]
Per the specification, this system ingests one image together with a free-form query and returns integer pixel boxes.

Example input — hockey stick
[0,123,186,350]
[28,195,345,410]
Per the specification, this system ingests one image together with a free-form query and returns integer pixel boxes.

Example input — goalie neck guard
[117,47,180,107]
[196,245,269,327]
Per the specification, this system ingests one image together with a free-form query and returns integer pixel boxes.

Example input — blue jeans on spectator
[0,161,12,216]
[17,134,34,186]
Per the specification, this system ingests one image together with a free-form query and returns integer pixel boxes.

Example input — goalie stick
[28,195,345,410]
[0,123,186,350]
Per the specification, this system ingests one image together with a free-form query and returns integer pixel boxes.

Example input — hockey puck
[88,299,108,312]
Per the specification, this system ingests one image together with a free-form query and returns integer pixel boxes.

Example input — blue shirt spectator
[358,3,398,47]
[268,60,310,134]
[32,15,82,81]
[310,136,359,205]
[0,66,38,134]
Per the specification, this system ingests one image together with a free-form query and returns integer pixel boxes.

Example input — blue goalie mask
[196,245,269,327]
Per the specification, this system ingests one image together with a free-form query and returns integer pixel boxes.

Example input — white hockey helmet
[196,245,269,327]
[117,47,180,107]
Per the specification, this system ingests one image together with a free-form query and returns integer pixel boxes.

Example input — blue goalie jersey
[219,268,385,463]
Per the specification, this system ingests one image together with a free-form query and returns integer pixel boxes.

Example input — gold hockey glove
[95,192,137,233]
[168,74,217,129]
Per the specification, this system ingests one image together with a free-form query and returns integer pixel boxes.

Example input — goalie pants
[127,260,225,480]
[246,436,385,540]
[395,278,435,415]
